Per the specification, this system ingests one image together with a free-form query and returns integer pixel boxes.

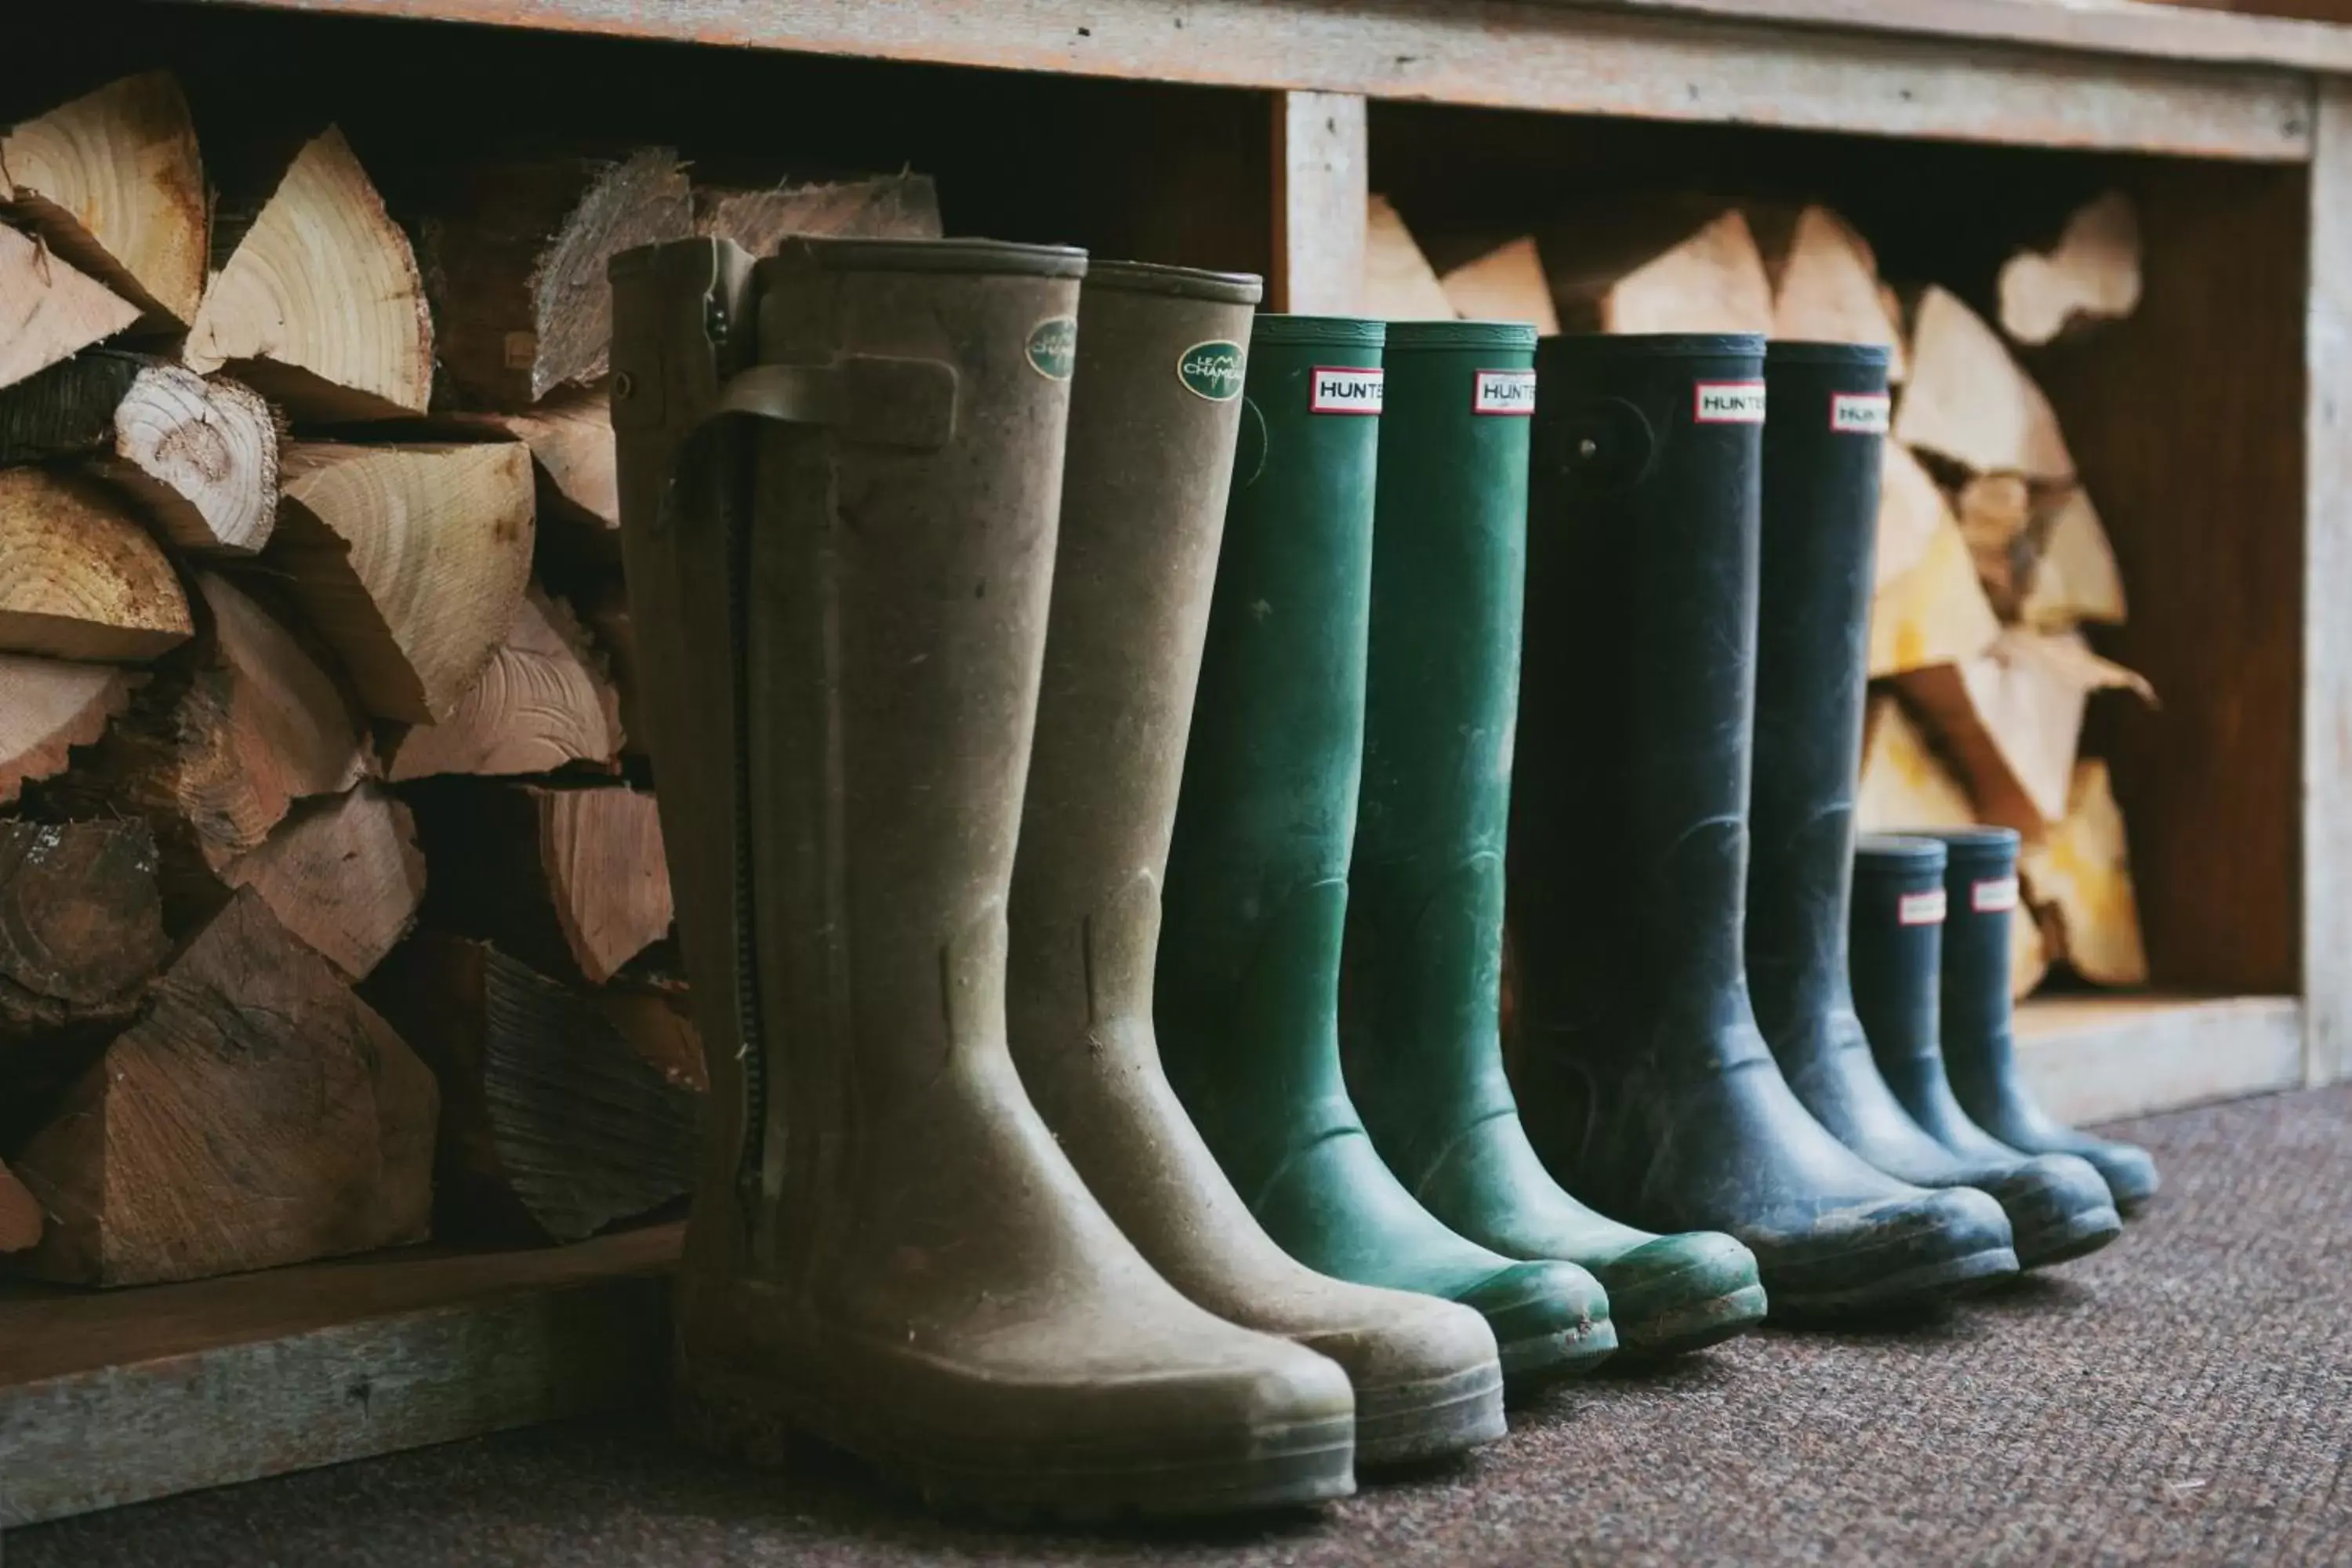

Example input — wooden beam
[2307,80,2352,1089]
[1272,91,1366,314]
[2013,993,2304,1126]
[164,0,2315,160]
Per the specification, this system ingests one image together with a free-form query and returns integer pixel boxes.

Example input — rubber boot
[1508,332,2018,1321]
[1849,837,2124,1265]
[1751,346,2121,1274]
[1006,263,1505,1468]
[609,236,1358,1520]
[1922,827,2161,1215]
[1343,320,1763,1359]
[1158,314,1614,1390]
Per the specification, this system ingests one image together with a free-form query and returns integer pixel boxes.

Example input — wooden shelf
[2016,992,2305,1123]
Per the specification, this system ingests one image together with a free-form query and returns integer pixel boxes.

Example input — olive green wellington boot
[1006,263,1506,1467]
[1341,320,1764,1359]
[609,236,1357,1519]
[1508,333,2018,1321]
[1158,316,1613,1392]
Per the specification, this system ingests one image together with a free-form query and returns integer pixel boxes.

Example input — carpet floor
[13,1084,2352,1567]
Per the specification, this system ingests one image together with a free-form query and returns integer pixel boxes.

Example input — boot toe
[2082,1138,2160,1214]
[1457,1258,1616,1388]
[1984,1154,2122,1269]
[1751,1185,2018,1319]
[1591,1232,1767,1357]
[1288,1290,1506,1468]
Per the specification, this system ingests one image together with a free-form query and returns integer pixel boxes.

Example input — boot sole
[1612,1282,1770,1360]
[1766,1244,2019,1321]
[676,1367,1356,1522]
[1353,1359,1506,1470]
[2014,1207,2124,1269]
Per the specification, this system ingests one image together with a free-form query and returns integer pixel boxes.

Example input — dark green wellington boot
[1920,827,2161,1216]
[1849,837,2122,1264]
[1508,332,2018,1321]
[1007,263,1506,1468]
[609,236,1358,1519]
[1344,319,1763,1359]
[1158,314,1614,1390]
[1751,345,2120,1274]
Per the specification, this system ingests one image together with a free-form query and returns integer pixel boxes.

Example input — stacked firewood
[0,71,936,1283]
[1370,191,2153,1000]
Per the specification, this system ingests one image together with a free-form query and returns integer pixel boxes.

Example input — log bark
[1998,191,2142,347]
[217,782,426,982]
[1439,237,1559,334]
[383,586,622,781]
[2016,486,2128,630]
[7,888,437,1287]
[1363,194,1455,321]
[1898,628,2153,833]
[271,441,535,723]
[691,172,942,254]
[1541,202,1773,336]
[0,225,140,392]
[2021,757,2149,987]
[1,71,207,328]
[420,149,691,408]
[1751,204,1907,379]
[593,982,707,1094]
[0,466,192,662]
[0,818,169,1045]
[367,932,699,1245]
[407,780,673,985]
[0,653,135,806]
[185,127,432,421]
[0,1159,38,1254]
[1854,691,1977,834]
[1893,286,2074,481]
[1867,510,2002,679]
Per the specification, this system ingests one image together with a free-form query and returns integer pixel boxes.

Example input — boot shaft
[1747,343,1892,1044]
[1008,262,1261,1043]
[1513,332,1767,1050]
[1849,834,1951,1071]
[1927,827,2024,1039]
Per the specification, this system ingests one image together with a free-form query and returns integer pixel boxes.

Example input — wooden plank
[0,1225,677,1526]
[2307,82,2352,1089]
[168,0,2314,160]
[2014,993,2305,1124]
[1272,92,1367,313]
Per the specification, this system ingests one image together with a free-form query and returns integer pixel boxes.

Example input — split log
[383,586,622,781]
[1867,511,2002,679]
[271,440,535,723]
[2011,892,2051,1001]
[7,888,437,1287]
[1,71,207,328]
[1898,628,2153,834]
[2016,487,2128,630]
[1875,441,1948,590]
[0,1160,38,1254]
[1363,194,1455,321]
[1954,472,2035,619]
[185,127,433,421]
[1541,203,1773,336]
[2022,757,2148,986]
[420,149,691,408]
[484,385,617,547]
[575,581,644,758]
[0,225,140,391]
[1439,237,1559,334]
[0,653,134,805]
[1854,692,1976,834]
[46,571,370,920]
[1998,191,2141,347]
[1893,287,2074,481]
[0,818,169,1044]
[0,466,192,662]
[1751,204,1907,379]
[408,781,673,985]
[594,983,708,1094]
[692,172,943,253]
[368,933,700,1245]
[217,782,426,982]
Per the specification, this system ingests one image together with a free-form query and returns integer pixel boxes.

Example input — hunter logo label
[1830,392,1893,434]
[1972,876,2021,913]
[1693,381,1767,423]
[1898,889,1949,927]
[1309,365,1385,415]
[1473,368,1537,416]
[1025,316,1077,381]
[1178,339,1246,401]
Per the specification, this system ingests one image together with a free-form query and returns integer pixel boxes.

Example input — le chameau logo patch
[1178,340,1246,401]
[1025,316,1077,381]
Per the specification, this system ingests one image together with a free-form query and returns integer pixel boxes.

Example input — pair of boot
[1511,335,2150,1319]
[608,239,1515,1522]
[1156,316,1766,1381]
